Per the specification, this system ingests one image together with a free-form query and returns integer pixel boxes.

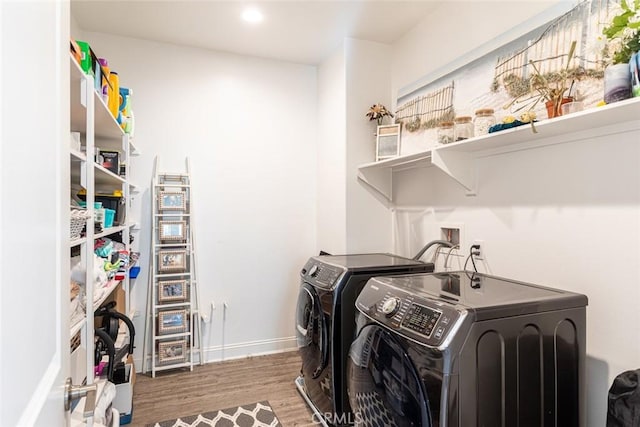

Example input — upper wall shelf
[358,97,640,201]
[358,151,432,202]
[70,55,124,141]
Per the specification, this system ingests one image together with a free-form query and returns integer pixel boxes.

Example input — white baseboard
[135,336,297,371]
[201,336,297,363]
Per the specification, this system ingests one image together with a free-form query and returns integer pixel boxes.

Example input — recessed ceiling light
[242,7,263,23]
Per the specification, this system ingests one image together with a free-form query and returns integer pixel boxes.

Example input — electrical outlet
[472,240,484,259]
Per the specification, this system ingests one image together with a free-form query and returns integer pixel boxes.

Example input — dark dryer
[295,253,433,426]
[348,271,588,427]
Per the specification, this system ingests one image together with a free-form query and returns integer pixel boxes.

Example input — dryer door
[347,324,434,427]
[296,283,328,378]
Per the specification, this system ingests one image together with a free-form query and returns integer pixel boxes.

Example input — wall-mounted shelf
[70,149,86,162]
[93,279,121,312]
[70,57,124,141]
[357,151,432,202]
[69,279,121,338]
[358,97,640,201]
[95,163,126,185]
[70,236,87,248]
[95,225,127,240]
[70,318,86,338]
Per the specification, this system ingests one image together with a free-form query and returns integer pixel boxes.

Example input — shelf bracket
[80,77,89,109]
[431,148,477,195]
[80,161,87,189]
[357,167,393,204]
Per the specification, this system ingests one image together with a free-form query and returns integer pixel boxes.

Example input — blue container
[129,266,140,279]
[104,209,115,228]
[119,407,133,425]
[78,201,102,209]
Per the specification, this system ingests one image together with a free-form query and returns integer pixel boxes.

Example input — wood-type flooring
[129,350,316,426]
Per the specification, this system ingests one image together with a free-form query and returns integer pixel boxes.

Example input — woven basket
[70,209,90,240]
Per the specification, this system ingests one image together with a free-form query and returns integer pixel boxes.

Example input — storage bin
[78,201,103,209]
[70,209,90,240]
[78,194,125,226]
[112,358,135,425]
[120,406,132,425]
[75,40,93,74]
[105,209,116,228]
[95,208,106,228]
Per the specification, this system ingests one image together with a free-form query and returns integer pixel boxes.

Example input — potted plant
[504,41,577,119]
[601,0,640,103]
[529,40,577,118]
[366,103,394,125]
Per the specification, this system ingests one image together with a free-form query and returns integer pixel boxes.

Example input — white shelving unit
[358,97,640,201]
[68,54,138,424]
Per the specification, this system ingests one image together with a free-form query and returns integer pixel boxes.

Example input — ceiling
[71,0,441,65]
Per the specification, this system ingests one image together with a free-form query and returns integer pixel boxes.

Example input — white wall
[345,39,392,253]
[391,2,640,425]
[84,32,318,365]
[316,39,393,255]
[317,45,347,254]
[391,0,559,102]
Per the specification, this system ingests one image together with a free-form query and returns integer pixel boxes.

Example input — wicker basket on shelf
[70,208,91,240]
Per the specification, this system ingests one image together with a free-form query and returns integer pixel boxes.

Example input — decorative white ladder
[143,157,204,377]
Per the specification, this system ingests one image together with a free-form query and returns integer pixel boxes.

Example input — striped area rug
[148,401,282,427]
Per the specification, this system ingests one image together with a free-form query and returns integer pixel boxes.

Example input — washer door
[296,283,328,379]
[347,324,432,427]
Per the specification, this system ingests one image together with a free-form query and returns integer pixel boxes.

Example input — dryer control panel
[355,277,467,349]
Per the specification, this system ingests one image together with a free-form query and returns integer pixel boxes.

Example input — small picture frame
[158,191,186,211]
[158,250,187,272]
[158,309,188,334]
[376,124,401,161]
[158,339,187,364]
[159,220,187,242]
[158,280,188,303]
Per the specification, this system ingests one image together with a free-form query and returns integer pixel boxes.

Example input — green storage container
[75,40,93,75]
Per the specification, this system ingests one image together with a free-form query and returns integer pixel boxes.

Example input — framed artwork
[394,1,614,153]
[158,250,187,272]
[376,124,401,161]
[158,339,187,364]
[158,309,188,334]
[159,220,187,241]
[158,280,188,303]
[158,191,186,211]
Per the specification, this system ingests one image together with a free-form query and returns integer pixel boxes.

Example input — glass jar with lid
[454,116,474,141]
[473,108,496,136]
[437,121,454,144]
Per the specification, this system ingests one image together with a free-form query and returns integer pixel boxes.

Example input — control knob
[308,265,318,277]
[381,297,401,317]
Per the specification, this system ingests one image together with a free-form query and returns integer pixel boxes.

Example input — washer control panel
[357,279,465,348]
[301,259,344,289]
[402,303,442,338]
